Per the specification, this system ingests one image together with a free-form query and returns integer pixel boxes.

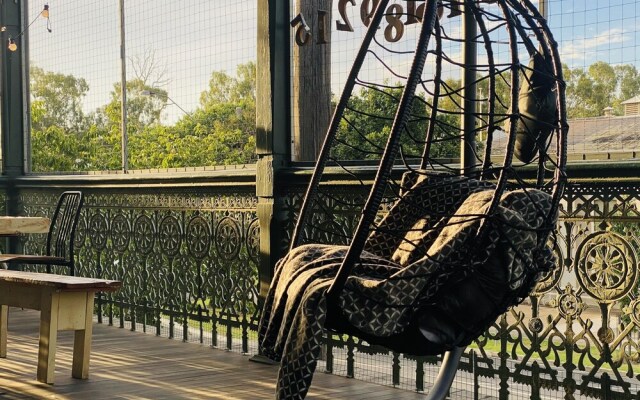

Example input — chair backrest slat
[46,191,84,275]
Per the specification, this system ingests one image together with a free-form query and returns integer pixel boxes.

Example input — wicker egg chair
[258,1,567,399]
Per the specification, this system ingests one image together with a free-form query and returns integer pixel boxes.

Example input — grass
[469,337,640,375]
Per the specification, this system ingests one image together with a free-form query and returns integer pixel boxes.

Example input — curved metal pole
[425,346,465,400]
[420,19,442,169]
[460,0,478,176]
[289,0,390,251]
[326,0,440,305]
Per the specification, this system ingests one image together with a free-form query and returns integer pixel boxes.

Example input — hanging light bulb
[41,4,50,18]
[7,38,17,52]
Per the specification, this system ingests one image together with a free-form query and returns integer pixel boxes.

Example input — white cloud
[560,28,629,62]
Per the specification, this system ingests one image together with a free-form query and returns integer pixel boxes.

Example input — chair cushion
[340,187,553,341]
[341,188,553,347]
[508,52,557,163]
[365,171,494,260]
[391,186,554,273]
[416,188,554,349]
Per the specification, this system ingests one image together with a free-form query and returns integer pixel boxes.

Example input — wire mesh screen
[27,0,257,173]
[547,0,640,160]
[290,0,565,251]
[290,0,640,165]
[27,0,118,172]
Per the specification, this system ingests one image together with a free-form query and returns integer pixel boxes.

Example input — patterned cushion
[391,217,436,265]
[365,171,494,259]
[416,188,554,347]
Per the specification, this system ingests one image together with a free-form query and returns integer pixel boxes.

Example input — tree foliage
[30,66,89,133]
[564,62,640,118]
[332,82,460,161]
[29,59,640,172]
[30,62,257,172]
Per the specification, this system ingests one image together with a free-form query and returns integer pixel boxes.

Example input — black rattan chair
[258,1,567,399]
[0,191,84,276]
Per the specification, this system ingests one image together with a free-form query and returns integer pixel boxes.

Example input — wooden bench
[0,216,50,236]
[0,270,121,384]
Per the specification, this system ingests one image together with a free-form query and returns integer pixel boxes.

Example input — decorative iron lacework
[283,180,640,399]
[12,179,640,398]
[18,188,260,354]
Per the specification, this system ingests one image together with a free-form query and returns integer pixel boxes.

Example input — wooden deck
[0,308,427,399]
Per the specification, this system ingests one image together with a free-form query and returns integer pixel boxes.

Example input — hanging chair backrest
[331,182,555,354]
[289,0,567,304]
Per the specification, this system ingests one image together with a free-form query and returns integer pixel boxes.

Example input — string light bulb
[8,38,17,52]
[3,4,51,52]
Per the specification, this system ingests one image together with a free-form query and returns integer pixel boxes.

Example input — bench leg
[72,293,95,379]
[38,291,60,384]
[0,305,7,358]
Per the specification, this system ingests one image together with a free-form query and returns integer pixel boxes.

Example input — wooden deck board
[0,308,427,399]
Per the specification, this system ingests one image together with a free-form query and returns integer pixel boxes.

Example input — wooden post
[38,290,60,384]
[255,0,291,304]
[539,0,548,19]
[0,305,8,358]
[0,0,28,257]
[291,0,332,161]
[0,0,27,177]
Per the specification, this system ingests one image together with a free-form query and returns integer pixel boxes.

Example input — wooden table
[0,216,50,236]
[0,270,121,384]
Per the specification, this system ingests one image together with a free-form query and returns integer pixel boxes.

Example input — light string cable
[7,4,50,51]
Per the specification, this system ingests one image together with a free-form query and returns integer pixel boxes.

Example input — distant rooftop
[621,95,640,105]
[492,114,640,157]
[567,114,640,152]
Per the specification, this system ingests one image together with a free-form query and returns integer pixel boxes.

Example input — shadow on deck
[0,308,427,399]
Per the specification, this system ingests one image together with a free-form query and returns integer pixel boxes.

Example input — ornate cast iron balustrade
[14,181,260,354]
[7,173,640,399]
[282,178,640,399]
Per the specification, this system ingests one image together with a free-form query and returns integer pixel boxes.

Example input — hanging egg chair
[258,0,567,399]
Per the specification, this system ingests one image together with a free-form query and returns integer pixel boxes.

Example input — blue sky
[25,1,640,123]
[28,0,256,124]
[548,0,640,68]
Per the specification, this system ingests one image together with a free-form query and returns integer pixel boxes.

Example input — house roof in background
[621,95,640,105]
[567,115,640,151]
[492,115,640,154]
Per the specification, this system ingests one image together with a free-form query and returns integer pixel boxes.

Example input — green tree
[128,62,257,169]
[332,81,461,162]
[30,67,95,172]
[200,62,256,107]
[30,66,89,133]
[563,62,640,118]
[564,64,594,117]
[589,61,617,115]
[614,64,640,112]
[101,79,167,132]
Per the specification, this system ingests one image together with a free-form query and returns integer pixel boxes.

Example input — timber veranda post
[291,0,332,161]
[255,0,291,309]
[0,0,29,257]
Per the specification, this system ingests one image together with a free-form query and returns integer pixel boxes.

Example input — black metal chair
[0,191,84,276]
